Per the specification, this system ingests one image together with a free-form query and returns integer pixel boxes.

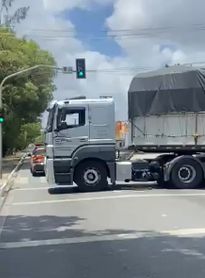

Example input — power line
[2,23,205,41]
[18,22,205,33]
[24,30,205,42]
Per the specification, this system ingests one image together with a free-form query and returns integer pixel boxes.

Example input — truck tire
[74,161,108,192]
[170,158,203,189]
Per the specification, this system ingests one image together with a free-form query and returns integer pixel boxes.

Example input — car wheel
[32,171,38,177]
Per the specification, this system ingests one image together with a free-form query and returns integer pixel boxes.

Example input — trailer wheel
[74,160,108,192]
[170,158,203,189]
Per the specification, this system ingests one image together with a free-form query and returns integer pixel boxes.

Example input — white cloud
[43,0,88,12]
[11,0,205,121]
[14,0,131,120]
[43,0,115,12]
[107,0,205,66]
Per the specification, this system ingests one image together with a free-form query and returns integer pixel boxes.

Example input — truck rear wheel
[170,158,203,189]
[74,161,108,192]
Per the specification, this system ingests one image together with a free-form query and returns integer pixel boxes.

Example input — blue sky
[66,4,123,57]
[61,4,176,59]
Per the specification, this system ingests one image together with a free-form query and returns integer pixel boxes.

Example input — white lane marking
[12,188,145,193]
[13,187,49,191]
[11,192,205,206]
[161,214,167,217]
[13,185,78,191]
[164,228,205,236]
[13,188,146,193]
[0,233,144,249]
[1,228,205,249]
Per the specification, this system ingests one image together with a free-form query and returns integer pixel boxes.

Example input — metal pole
[0,64,57,180]
[0,82,2,179]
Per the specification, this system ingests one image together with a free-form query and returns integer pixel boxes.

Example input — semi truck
[45,65,205,191]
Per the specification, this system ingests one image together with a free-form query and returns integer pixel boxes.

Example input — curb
[0,153,27,210]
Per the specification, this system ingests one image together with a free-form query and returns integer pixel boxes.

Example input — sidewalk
[0,153,25,209]
[2,153,22,181]
[1,152,24,188]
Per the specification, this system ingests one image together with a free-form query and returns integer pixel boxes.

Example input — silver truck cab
[45,98,116,191]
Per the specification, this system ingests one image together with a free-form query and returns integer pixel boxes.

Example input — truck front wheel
[74,161,108,192]
[170,158,203,189]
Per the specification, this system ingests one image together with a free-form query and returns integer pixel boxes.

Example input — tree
[0,0,29,26]
[0,28,56,154]
[16,122,42,150]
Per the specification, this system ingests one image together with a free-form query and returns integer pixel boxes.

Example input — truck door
[53,106,89,158]
[88,103,115,144]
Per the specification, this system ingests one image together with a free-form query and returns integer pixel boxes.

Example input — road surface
[1,162,205,277]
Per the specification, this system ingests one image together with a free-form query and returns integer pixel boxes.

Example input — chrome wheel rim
[83,168,100,186]
[178,165,196,184]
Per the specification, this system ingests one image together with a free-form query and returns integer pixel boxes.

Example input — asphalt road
[1,162,205,277]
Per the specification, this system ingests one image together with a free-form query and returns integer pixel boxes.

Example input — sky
[10,0,205,120]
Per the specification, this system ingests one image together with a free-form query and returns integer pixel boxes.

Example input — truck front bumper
[46,158,74,187]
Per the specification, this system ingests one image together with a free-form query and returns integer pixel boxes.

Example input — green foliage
[16,122,42,150]
[34,134,44,145]
[0,28,56,154]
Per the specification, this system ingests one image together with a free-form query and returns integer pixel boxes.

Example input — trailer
[45,65,205,191]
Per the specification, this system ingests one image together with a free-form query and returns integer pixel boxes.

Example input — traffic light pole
[0,64,56,180]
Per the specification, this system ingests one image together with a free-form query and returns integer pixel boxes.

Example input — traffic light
[76,58,86,79]
[0,113,5,124]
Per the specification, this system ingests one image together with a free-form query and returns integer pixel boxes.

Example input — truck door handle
[80,138,87,142]
[55,138,72,143]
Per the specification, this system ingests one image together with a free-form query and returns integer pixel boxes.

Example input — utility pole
[0,64,57,180]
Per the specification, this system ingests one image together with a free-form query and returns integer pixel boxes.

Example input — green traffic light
[0,118,4,123]
[76,59,86,79]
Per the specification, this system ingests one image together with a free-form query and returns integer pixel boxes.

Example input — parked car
[26,143,45,157]
[30,147,46,176]
[32,143,45,154]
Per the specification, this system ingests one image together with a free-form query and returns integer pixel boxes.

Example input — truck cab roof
[47,98,114,110]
